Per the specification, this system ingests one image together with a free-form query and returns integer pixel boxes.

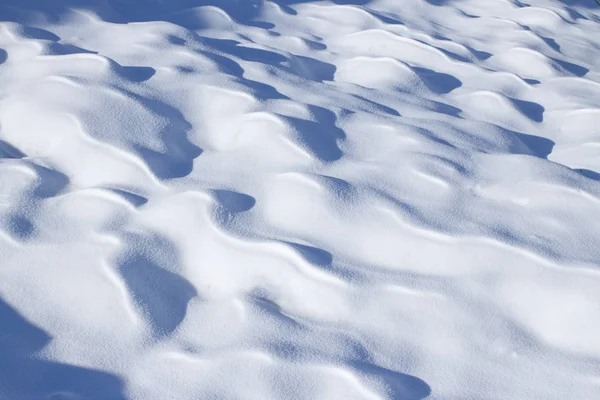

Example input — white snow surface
[1,0,600,399]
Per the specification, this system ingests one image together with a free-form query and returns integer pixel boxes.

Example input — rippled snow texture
[1,0,600,399]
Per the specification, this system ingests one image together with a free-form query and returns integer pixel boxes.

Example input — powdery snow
[0,0,600,399]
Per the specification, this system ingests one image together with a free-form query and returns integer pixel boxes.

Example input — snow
[0,0,600,399]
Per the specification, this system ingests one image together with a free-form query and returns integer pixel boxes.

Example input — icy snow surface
[1,0,600,399]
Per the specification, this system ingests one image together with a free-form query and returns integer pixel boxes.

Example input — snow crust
[1,0,600,399]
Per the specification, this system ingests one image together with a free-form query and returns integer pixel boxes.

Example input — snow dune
[1,0,600,399]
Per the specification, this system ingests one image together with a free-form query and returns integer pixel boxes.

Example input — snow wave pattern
[0,0,600,399]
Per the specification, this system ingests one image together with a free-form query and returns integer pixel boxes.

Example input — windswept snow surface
[1,0,600,399]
